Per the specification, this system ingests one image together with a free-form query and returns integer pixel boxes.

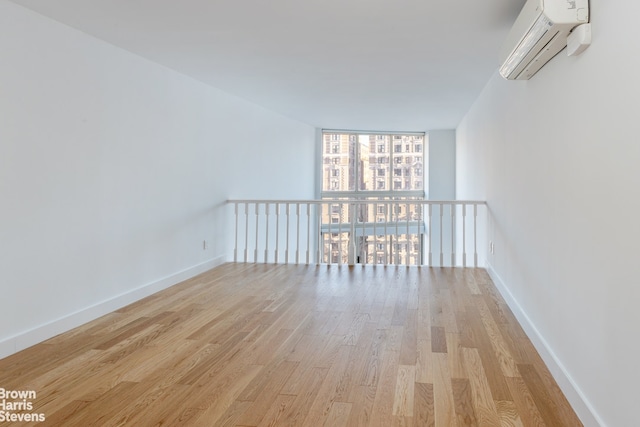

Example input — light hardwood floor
[0,264,582,426]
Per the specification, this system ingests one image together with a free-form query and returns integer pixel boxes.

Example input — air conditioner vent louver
[499,0,589,80]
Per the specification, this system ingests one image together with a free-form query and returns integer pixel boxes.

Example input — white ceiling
[9,0,525,131]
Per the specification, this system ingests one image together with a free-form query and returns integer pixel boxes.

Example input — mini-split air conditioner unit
[499,0,589,80]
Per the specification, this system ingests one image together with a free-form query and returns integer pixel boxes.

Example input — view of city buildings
[321,132,425,264]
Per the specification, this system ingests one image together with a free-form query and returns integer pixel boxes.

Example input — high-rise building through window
[320,131,425,264]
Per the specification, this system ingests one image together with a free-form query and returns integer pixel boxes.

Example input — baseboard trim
[0,256,225,360]
[486,263,606,427]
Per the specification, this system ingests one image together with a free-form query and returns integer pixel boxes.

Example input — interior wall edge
[0,255,225,360]
[485,263,606,427]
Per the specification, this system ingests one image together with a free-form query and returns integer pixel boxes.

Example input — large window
[319,131,426,264]
[321,132,424,196]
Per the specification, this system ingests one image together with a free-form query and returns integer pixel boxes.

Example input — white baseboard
[485,264,606,427]
[0,256,225,360]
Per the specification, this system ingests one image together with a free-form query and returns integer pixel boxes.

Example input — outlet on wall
[203,240,209,250]
[490,241,494,255]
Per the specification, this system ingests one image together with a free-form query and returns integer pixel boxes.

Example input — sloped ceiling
[9,0,525,131]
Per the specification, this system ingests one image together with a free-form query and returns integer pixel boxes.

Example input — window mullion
[353,133,359,195]
[388,135,393,193]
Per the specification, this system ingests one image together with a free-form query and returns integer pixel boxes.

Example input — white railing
[228,199,486,267]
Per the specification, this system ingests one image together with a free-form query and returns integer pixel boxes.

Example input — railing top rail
[227,199,487,205]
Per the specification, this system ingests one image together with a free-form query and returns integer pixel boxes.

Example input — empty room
[0,0,637,426]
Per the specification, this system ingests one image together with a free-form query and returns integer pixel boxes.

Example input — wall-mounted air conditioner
[499,0,589,80]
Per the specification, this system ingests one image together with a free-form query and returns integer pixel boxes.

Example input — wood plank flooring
[0,264,582,426]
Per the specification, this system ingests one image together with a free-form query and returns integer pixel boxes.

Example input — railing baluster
[317,203,323,264]
[473,203,478,268]
[254,203,260,263]
[296,203,301,264]
[418,203,424,265]
[349,202,356,265]
[462,204,466,268]
[306,203,311,265]
[439,203,444,267]
[244,203,249,263]
[327,203,332,264]
[395,200,400,265]
[285,203,290,264]
[338,202,343,265]
[373,201,377,265]
[428,204,432,266]
[275,203,280,263]
[361,201,366,265]
[234,202,239,263]
[406,201,410,266]
[451,203,455,266]
[384,201,389,265]
[265,203,270,263]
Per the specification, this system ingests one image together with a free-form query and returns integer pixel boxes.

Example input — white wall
[456,1,640,425]
[0,1,315,358]
[427,130,456,265]
[427,130,456,201]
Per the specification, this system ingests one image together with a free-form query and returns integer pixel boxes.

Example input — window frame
[318,130,426,265]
